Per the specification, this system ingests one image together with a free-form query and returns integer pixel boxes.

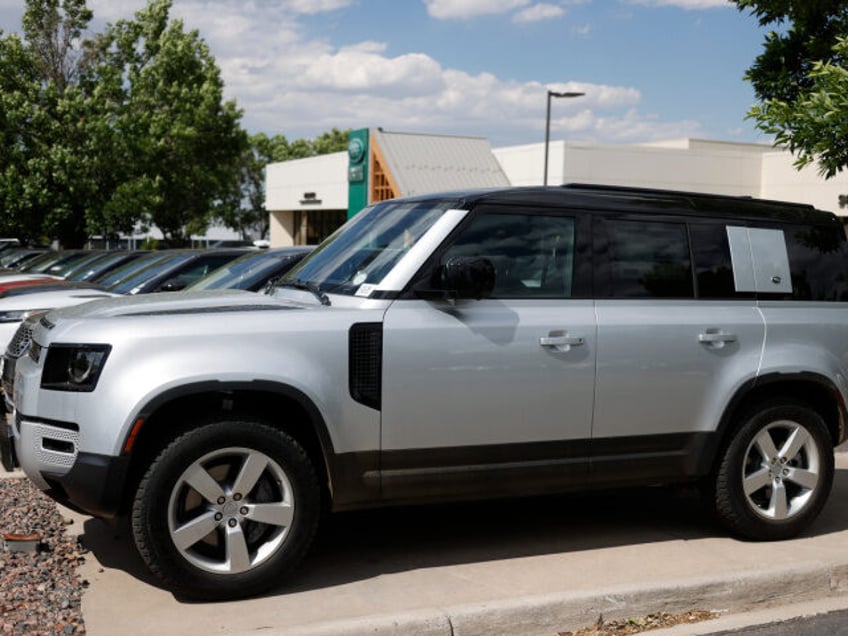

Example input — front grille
[6,320,34,359]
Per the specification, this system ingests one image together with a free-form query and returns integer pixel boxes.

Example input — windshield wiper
[273,278,331,306]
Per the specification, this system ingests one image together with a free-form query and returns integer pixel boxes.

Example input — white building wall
[265,152,348,211]
[266,151,349,247]
[759,152,848,215]
[494,141,763,196]
[264,139,848,238]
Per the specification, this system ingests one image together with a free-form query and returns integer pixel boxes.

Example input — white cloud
[293,48,445,95]
[281,0,357,15]
[0,0,711,146]
[512,4,566,23]
[423,0,531,20]
[146,4,700,145]
[624,0,731,9]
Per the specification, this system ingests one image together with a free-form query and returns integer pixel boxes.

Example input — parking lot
[56,450,848,636]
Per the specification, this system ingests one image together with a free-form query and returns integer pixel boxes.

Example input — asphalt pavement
[8,451,848,636]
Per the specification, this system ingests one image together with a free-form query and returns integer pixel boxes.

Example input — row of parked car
[0,244,312,414]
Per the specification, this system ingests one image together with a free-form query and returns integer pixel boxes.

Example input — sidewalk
[41,451,848,635]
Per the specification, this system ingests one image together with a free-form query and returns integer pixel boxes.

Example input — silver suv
[5,185,848,600]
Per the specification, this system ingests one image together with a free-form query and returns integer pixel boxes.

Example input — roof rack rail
[561,183,755,199]
[560,183,815,211]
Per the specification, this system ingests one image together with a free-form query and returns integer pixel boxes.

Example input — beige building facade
[265,134,848,247]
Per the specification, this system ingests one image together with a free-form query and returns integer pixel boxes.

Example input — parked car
[17,250,102,277]
[104,248,250,294]
[0,248,49,270]
[0,251,149,294]
[63,251,151,283]
[6,185,848,601]
[186,246,313,292]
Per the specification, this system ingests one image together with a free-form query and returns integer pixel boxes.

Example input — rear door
[591,216,766,483]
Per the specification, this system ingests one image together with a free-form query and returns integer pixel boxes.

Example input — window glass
[442,213,576,299]
[286,199,455,296]
[689,224,737,298]
[107,253,194,294]
[785,225,848,301]
[607,220,693,298]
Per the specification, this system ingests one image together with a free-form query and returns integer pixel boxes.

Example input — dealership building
[265,128,848,247]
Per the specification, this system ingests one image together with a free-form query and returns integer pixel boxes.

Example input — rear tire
[131,419,320,600]
[711,400,834,540]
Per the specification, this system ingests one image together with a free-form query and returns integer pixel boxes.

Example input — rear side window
[785,225,848,301]
[601,219,693,298]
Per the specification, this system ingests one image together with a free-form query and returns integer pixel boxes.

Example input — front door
[379,207,597,501]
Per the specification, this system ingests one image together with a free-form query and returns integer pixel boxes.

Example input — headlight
[0,309,49,324]
[41,344,111,392]
[0,311,26,324]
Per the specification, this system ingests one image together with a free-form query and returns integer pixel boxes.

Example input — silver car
[6,185,848,600]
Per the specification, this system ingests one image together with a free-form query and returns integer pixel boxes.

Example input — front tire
[132,420,320,600]
[711,400,834,540]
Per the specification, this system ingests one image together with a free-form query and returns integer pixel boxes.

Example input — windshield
[281,199,455,296]
[187,250,304,291]
[93,252,172,287]
[107,253,194,294]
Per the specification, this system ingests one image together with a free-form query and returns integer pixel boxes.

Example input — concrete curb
[243,562,848,636]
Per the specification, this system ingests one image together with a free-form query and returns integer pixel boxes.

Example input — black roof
[396,184,839,227]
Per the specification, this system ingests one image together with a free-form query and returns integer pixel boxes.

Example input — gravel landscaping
[0,477,86,635]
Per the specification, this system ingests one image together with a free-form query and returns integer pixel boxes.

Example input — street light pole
[543,90,585,186]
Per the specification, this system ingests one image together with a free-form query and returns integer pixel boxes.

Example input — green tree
[90,0,247,245]
[0,32,42,242]
[735,1,848,177]
[311,128,350,156]
[22,0,92,90]
[0,0,100,246]
[219,128,349,239]
[0,0,248,247]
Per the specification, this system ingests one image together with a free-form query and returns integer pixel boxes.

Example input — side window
[689,223,738,299]
[604,219,693,298]
[442,213,576,299]
[785,225,848,301]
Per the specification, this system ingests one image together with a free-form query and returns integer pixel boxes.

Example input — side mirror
[440,256,495,300]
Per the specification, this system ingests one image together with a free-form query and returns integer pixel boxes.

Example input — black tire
[711,399,834,540]
[131,419,320,600]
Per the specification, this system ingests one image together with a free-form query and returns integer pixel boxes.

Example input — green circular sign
[348,138,365,164]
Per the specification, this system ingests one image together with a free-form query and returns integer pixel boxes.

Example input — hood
[44,289,307,323]
[0,288,119,311]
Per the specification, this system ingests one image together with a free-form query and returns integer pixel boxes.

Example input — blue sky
[0,0,771,147]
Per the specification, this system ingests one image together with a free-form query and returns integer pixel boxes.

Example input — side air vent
[349,323,382,410]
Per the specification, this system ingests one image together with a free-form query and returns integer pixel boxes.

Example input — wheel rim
[167,446,295,575]
[742,420,821,521]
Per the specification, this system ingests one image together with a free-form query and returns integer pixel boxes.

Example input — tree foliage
[0,0,103,246]
[0,0,247,246]
[88,0,247,245]
[735,0,848,177]
[1,0,346,245]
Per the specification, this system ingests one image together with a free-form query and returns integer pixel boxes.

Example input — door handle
[698,331,737,346]
[539,334,585,351]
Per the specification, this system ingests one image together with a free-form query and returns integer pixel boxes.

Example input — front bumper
[13,413,129,518]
